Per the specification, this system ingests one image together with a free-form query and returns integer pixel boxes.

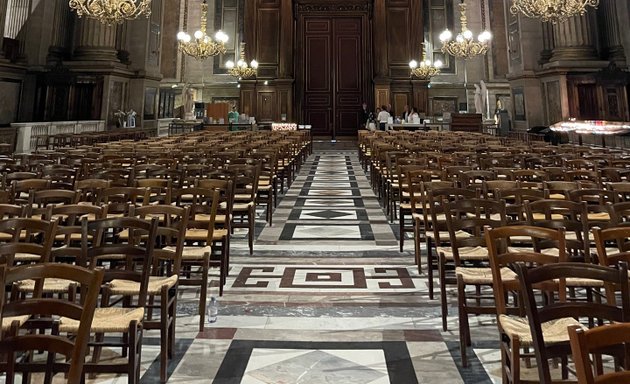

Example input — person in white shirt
[377,105,390,131]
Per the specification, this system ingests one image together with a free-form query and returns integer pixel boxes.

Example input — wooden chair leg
[458,276,471,367]
[399,209,405,252]
[199,256,209,331]
[439,255,448,332]
[160,287,169,383]
[248,207,254,255]
[428,238,435,300]
[413,219,422,273]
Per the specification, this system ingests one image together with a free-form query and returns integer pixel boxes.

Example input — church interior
[1,0,630,383]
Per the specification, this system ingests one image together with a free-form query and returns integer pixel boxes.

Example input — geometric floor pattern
[126,140,559,383]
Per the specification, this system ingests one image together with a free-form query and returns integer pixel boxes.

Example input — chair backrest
[443,198,507,264]
[593,226,630,267]
[0,263,103,384]
[131,205,189,276]
[517,262,630,383]
[485,225,566,316]
[75,178,112,204]
[525,199,590,261]
[82,217,158,307]
[569,322,630,384]
[50,204,106,266]
[0,218,57,264]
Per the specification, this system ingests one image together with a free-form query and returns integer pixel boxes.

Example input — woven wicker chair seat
[60,307,145,333]
[437,246,489,261]
[499,314,584,347]
[164,245,212,260]
[2,315,31,331]
[109,275,178,295]
[233,202,254,211]
[16,278,75,293]
[456,266,516,285]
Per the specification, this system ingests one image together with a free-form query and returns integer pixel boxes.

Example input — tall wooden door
[300,17,366,137]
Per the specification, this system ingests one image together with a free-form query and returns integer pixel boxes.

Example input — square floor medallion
[213,341,418,384]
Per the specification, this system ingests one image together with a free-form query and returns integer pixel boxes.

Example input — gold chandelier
[409,46,443,80]
[225,43,258,79]
[510,0,599,23]
[176,0,229,60]
[69,0,152,25]
[439,1,492,60]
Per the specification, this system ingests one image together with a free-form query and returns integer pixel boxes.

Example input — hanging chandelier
[510,0,599,23]
[69,0,152,25]
[176,0,229,60]
[439,1,492,60]
[409,46,443,80]
[225,43,258,79]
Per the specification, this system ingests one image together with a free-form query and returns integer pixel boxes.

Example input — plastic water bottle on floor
[207,296,218,323]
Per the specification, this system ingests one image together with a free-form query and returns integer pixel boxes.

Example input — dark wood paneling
[386,8,410,66]
[334,18,363,136]
[256,9,280,65]
[257,91,277,122]
[306,36,331,92]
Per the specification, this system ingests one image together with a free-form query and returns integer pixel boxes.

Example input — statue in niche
[127,109,136,128]
[183,85,195,120]
[474,84,483,115]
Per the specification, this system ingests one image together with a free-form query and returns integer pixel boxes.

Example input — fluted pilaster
[48,0,72,60]
[74,17,118,61]
[550,13,598,62]
[598,0,626,64]
[0,0,7,58]
[539,22,554,64]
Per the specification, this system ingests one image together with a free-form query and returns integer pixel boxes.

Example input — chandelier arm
[69,0,152,25]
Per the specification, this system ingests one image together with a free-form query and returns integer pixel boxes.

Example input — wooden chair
[226,164,260,255]
[117,205,188,382]
[196,179,234,288]
[136,178,173,205]
[173,187,221,330]
[517,262,630,383]
[75,178,112,205]
[442,198,507,360]
[0,218,57,265]
[486,225,567,384]
[0,263,103,384]
[59,217,158,384]
[569,322,630,384]
[424,186,478,301]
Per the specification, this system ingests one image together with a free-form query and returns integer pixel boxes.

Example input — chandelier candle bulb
[440,1,491,60]
[225,43,258,79]
[177,0,229,60]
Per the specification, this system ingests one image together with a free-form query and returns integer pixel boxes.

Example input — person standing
[360,102,371,129]
[377,105,390,131]
[401,105,410,122]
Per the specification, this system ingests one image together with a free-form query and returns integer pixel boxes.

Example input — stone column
[539,22,554,64]
[550,13,598,62]
[598,0,626,64]
[0,0,7,58]
[74,17,119,62]
[48,0,72,61]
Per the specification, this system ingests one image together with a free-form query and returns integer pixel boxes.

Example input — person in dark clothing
[360,102,371,129]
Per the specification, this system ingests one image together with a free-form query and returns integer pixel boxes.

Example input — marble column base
[606,45,627,66]
[73,47,119,62]
[550,46,598,62]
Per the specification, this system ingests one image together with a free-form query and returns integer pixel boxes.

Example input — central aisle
[137,142,502,384]
[255,148,400,253]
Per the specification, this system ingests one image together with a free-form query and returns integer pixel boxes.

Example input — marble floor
[93,140,550,383]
